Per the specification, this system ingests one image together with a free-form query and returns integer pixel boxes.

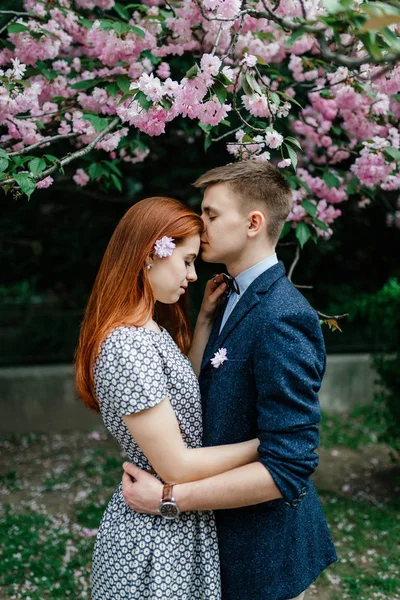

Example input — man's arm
[174,462,281,511]
[122,460,281,514]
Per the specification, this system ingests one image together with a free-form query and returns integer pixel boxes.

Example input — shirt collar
[234,253,278,297]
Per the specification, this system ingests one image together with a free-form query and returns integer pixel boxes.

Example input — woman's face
[148,234,200,304]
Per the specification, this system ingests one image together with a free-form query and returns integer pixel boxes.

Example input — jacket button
[301,486,307,493]
[291,499,300,507]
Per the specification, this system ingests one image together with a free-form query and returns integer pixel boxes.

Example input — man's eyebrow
[202,205,219,214]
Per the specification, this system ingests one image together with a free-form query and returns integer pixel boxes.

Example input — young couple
[75,160,337,600]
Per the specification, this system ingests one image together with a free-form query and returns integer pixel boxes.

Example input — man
[122,161,337,600]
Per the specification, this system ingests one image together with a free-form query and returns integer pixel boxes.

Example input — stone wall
[0,354,378,433]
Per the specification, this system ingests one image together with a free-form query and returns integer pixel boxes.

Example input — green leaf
[130,26,146,39]
[241,73,254,96]
[269,92,280,109]
[309,227,318,244]
[285,28,307,48]
[285,144,298,171]
[160,97,172,110]
[198,123,213,133]
[279,221,292,240]
[204,135,212,152]
[111,173,122,192]
[212,81,227,105]
[135,91,152,111]
[106,82,120,97]
[246,73,262,95]
[104,161,123,177]
[323,171,341,188]
[88,163,105,179]
[255,55,269,66]
[118,89,139,104]
[275,90,303,110]
[295,222,311,248]
[302,199,317,217]
[28,158,46,176]
[79,18,94,29]
[384,147,400,162]
[44,154,59,164]
[0,157,9,173]
[347,177,359,195]
[313,217,329,232]
[83,114,109,131]
[297,178,312,194]
[322,0,343,14]
[0,149,8,158]
[186,64,200,79]
[285,136,302,150]
[8,23,29,33]
[13,173,36,200]
[116,75,131,93]
[360,14,400,32]
[71,78,105,90]
[113,2,130,20]
[215,72,233,86]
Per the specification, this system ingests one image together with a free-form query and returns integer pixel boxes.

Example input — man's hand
[121,462,163,514]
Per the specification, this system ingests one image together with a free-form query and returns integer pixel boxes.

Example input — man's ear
[247,211,265,237]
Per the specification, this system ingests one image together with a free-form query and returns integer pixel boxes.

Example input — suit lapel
[200,297,228,371]
[200,262,286,373]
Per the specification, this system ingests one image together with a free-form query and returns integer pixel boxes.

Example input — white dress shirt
[219,253,278,333]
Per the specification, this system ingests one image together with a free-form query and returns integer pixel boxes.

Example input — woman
[75,197,259,600]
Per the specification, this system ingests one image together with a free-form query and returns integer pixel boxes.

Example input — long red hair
[75,197,204,412]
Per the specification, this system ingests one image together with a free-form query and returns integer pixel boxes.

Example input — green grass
[320,406,387,450]
[318,494,400,599]
[0,413,399,600]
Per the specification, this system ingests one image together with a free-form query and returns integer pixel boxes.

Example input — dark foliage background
[1,128,399,365]
[0,1,399,364]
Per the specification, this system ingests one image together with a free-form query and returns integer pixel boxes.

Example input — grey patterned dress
[91,326,221,600]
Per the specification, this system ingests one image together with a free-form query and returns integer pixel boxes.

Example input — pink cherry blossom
[73,168,90,187]
[36,176,54,189]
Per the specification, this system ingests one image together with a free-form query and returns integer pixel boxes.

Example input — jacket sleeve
[254,306,325,506]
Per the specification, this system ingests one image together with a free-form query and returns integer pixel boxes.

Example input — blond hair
[193,161,292,244]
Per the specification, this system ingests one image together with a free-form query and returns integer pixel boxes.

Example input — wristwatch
[159,483,180,519]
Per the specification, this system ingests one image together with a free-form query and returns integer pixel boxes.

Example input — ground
[0,409,399,600]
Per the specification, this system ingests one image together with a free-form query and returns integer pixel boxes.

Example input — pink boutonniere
[210,347,228,369]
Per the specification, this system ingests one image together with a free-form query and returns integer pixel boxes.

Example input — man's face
[200,183,249,265]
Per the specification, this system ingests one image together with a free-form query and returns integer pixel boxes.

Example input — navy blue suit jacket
[199,262,337,600]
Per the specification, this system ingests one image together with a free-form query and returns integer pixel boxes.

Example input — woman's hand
[199,274,228,322]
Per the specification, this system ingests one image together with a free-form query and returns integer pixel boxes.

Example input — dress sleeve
[95,328,169,417]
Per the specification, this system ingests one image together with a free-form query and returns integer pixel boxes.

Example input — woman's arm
[122,397,259,484]
[188,275,227,376]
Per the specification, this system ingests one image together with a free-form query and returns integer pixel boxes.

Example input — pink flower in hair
[154,236,176,258]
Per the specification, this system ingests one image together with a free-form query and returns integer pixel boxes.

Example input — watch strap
[162,483,174,502]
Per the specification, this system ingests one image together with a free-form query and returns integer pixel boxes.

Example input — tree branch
[0,16,16,36]
[211,23,224,56]
[1,117,120,188]
[317,311,349,321]
[7,132,79,157]
[0,10,33,16]
[288,242,300,282]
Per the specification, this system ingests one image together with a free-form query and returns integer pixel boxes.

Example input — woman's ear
[247,211,265,237]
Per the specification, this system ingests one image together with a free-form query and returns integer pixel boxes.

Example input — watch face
[160,501,179,519]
